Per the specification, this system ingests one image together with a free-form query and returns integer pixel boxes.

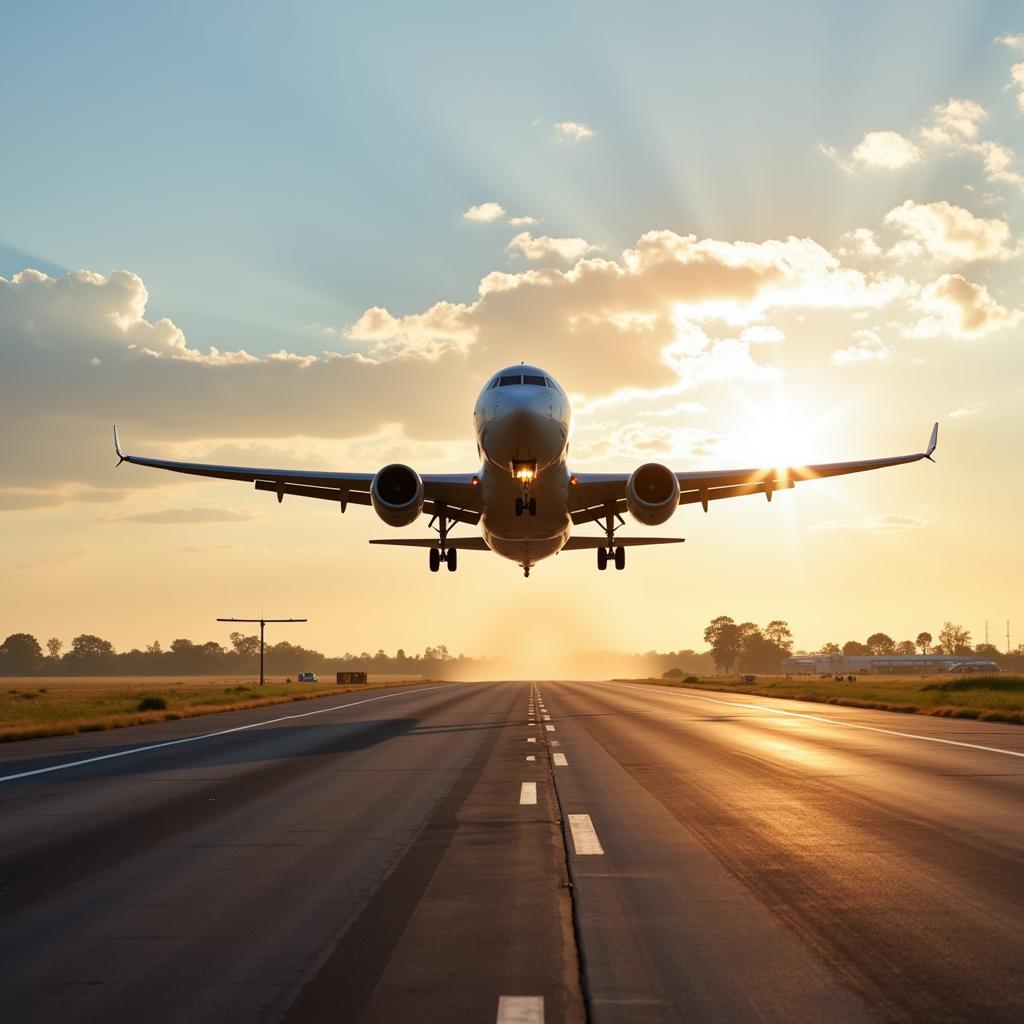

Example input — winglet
[925,421,938,462]
[113,425,125,466]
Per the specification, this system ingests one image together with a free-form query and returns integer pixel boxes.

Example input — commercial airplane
[114,363,938,577]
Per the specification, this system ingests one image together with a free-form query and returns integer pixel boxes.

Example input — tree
[821,642,841,655]
[739,632,785,673]
[937,621,972,655]
[0,633,44,675]
[974,643,1000,659]
[66,634,116,672]
[229,632,260,658]
[763,620,793,652]
[866,633,895,655]
[895,640,916,655]
[704,616,741,673]
[146,640,163,655]
[916,632,932,655]
[46,637,63,660]
[843,640,869,657]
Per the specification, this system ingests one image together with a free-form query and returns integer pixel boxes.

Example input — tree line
[701,616,1023,674]
[0,631,476,678]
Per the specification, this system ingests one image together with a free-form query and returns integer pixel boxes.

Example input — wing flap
[561,536,684,549]
[368,537,490,550]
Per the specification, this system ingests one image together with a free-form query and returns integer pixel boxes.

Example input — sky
[2,1,1023,663]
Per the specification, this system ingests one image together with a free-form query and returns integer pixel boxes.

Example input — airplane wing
[113,427,482,524]
[569,422,938,525]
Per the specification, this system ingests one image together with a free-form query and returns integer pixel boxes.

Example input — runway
[1,681,1022,1023]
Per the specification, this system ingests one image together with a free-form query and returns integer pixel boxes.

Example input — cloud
[553,121,594,142]
[882,200,1015,263]
[114,507,257,524]
[823,131,921,171]
[462,202,507,223]
[508,215,538,226]
[919,98,987,145]
[811,514,930,532]
[904,273,1023,339]
[998,34,1024,109]
[830,329,892,367]
[1,235,910,496]
[948,404,979,418]
[739,325,785,343]
[506,231,602,263]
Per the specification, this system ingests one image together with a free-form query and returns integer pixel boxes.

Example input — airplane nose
[484,404,565,470]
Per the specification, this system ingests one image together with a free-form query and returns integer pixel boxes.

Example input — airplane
[114,362,938,577]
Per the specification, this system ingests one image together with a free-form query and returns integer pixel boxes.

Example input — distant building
[782,653,999,675]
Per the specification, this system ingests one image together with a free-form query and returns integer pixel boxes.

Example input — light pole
[217,616,307,686]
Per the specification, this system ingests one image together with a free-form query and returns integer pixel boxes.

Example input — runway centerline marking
[545,725,555,732]
[496,995,544,1023]
[527,738,537,743]
[520,782,537,805]
[553,753,568,766]
[0,686,446,784]
[526,755,536,762]
[568,814,603,855]
[607,682,1024,761]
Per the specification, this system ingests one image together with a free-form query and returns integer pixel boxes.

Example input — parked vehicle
[297,672,318,683]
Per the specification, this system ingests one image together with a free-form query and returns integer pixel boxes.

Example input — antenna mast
[217,615,308,687]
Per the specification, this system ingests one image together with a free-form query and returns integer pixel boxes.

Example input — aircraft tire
[614,546,626,570]
[429,548,441,572]
[446,548,457,572]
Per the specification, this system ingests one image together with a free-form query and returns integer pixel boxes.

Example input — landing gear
[596,505,627,572]
[427,502,458,574]
[515,496,537,517]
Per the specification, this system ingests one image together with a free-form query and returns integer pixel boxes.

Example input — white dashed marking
[545,725,555,732]
[568,814,604,855]
[526,755,536,762]
[553,753,568,766]
[520,782,537,805]
[496,995,544,1024]
[527,738,537,743]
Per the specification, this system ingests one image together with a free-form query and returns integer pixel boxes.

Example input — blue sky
[3,1,1020,356]
[2,2,1023,657]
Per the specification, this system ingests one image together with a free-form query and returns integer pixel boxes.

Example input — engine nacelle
[625,463,680,526]
[371,463,424,527]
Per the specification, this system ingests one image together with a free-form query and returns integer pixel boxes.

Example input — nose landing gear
[515,496,537,517]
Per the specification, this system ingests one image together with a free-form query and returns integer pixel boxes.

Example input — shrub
[684,675,699,684]
[136,695,168,711]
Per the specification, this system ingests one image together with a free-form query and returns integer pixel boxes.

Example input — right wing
[569,422,938,525]
[114,427,482,525]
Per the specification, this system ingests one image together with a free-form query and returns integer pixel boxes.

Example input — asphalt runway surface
[1,680,1023,1023]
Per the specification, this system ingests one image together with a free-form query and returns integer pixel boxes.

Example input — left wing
[569,422,938,525]
[113,427,482,524]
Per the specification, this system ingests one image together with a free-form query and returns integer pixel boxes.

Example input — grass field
[621,674,1024,723]
[0,675,429,743]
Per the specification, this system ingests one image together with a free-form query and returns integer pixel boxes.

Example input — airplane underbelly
[481,465,571,563]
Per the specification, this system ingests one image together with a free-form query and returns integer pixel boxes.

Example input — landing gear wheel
[528,497,537,516]
[429,548,441,573]
[597,547,608,571]
[446,547,458,572]
[614,546,626,571]
[515,497,524,516]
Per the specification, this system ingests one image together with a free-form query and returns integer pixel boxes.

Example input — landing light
[512,460,537,483]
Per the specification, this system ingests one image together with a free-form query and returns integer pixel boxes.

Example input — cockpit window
[545,377,561,392]
[499,374,523,386]
[523,374,546,387]
[487,377,500,390]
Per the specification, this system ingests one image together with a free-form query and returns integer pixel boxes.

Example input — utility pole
[218,616,307,686]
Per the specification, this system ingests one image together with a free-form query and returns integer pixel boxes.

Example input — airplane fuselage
[473,364,573,569]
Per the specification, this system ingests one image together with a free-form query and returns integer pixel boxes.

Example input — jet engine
[625,463,680,526]
[371,464,424,527]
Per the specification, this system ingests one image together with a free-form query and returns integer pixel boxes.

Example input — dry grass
[0,675,432,743]
[618,674,1024,723]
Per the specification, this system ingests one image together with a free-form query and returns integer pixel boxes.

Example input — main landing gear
[427,502,458,573]
[515,495,537,516]
[596,506,626,571]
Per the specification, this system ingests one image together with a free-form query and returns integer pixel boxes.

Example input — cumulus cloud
[506,231,602,263]
[823,131,921,171]
[830,329,892,367]
[882,200,1016,263]
[998,34,1024,109]
[1,233,911,497]
[920,98,987,145]
[508,215,538,226]
[739,325,785,343]
[553,121,593,142]
[811,514,930,532]
[462,201,507,223]
[904,273,1023,339]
